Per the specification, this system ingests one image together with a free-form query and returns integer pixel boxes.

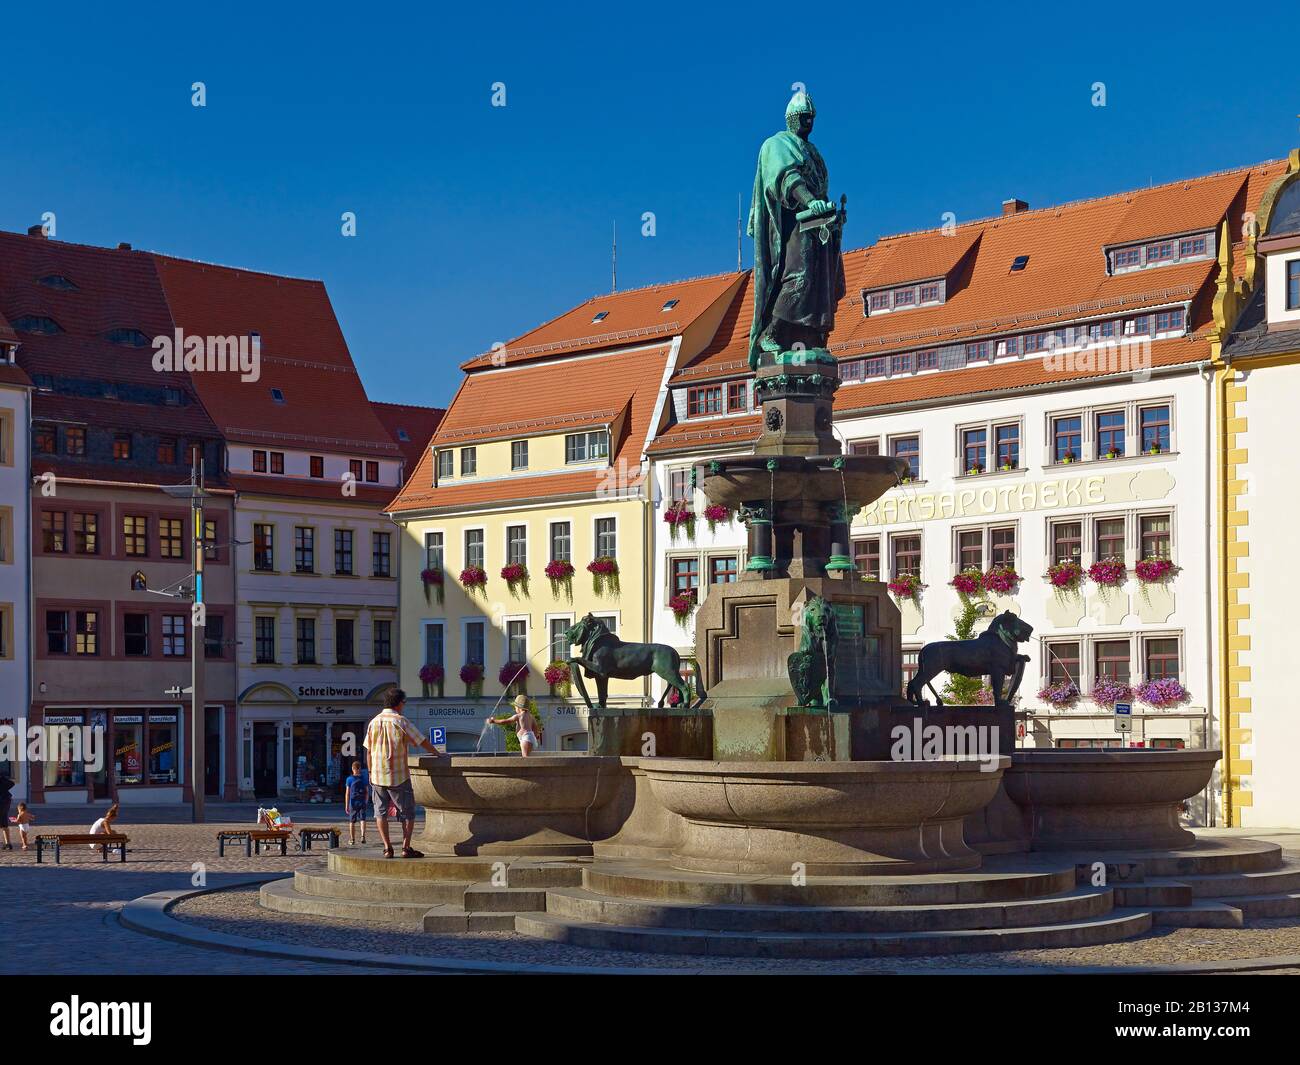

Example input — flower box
[663,503,695,542]
[668,589,697,624]
[420,567,444,605]
[703,503,731,533]
[1135,678,1189,708]
[1037,681,1080,708]
[500,562,528,595]
[544,661,571,696]
[1046,559,1085,593]
[588,556,620,597]
[1134,557,1177,584]
[1088,556,1127,588]
[966,465,984,477]
[459,662,484,697]
[982,564,1021,595]
[419,663,444,698]
[544,559,575,596]
[1090,677,1132,710]
[499,662,530,691]
[950,568,984,599]
[888,572,924,604]
[459,565,488,594]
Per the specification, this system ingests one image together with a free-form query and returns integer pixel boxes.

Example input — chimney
[1002,198,1029,217]
[117,242,132,251]
[27,224,47,238]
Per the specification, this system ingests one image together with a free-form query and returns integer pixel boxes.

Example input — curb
[118,878,1300,975]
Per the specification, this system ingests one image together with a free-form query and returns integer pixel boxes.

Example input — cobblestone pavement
[4,815,1299,975]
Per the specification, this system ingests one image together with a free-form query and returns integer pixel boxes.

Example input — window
[252,450,267,472]
[294,527,315,573]
[465,621,485,666]
[852,537,880,580]
[349,459,363,480]
[270,452,284,474]
[155,438,176,465]
[890,435,921,480]
[460,448,477,475]
[366,461,379,483]
[891,533,921,578]
[1052,415,1081,463]
[374,619,393,665]
[1288,259,1300,311]
[159,518,183,559]
[891,353,914,375]
[1046,641,1080,687]
[336,619,355,665]
[162,615,186,656]
[893,286,915,307]
[1095,640,1131,684]
[255,617,276,663]
[965,342,990,363]
[1140,514,1171,559]
[372,531,392,577]
[124,613,149,657]
[42,512,67,553]
[668,468,690,503]
[688,384,724,417]
[1155,309,1183,333]
[962,428,986,472]
[595,518,617,559]
[334,529,354,575]
[464,529,484,570]
[955,529,982,571]
[425,531,444,570]
[1147,241,1174,264]
[309,455,324,479]
[35,425,56,454]
[727,381,748,412]
[205,615,225,659]
[565,430,610,464]
[507,525,527,567]
[511,440,529,470]
[919,283,941,303]
[13,315,62,335]
[270,388,286,404]
[662,298,679,311]
[548,618,570,663]
[709,555,738,584]
[1139,405,1170,453]
[849,438,880,456]
[1023,332,1047,353]
[438,451,454,478]
[1051,521,1082,564]
[1112,247,1141,270]
[113,434,132,460]
[671,557,699,597]
[75,610,98,656]
[868,291,891,312]
[123,515,148,557]
[425,622,445,669]
[1097,410,1125,457]
[550,522,570,563]
[1096,517,1125,561]
[203,519,218,561]
[592,310,608,323]
[73,513,98,555]
[994,424,1019,469]
[507,620,527,663]
[1144,637,1180,681]
[1010,255,1030,272]
[297,618,316,664]
[46,610,69,654]
[253,524,274,571]
[990,526,1016,567]
[902,649,919,697]
[66,427,86,456]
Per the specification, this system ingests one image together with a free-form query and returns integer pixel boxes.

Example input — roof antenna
[611,220,617,294]
[737,193,743,272]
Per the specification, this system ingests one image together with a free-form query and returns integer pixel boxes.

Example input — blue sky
[2,1,1297,407]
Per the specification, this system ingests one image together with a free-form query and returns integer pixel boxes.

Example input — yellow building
[387,273,743,750]
[1215,149,1300,827]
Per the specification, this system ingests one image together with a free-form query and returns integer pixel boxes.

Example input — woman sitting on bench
[88,803,119,850]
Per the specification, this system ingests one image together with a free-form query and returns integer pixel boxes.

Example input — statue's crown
[785,91,815,120]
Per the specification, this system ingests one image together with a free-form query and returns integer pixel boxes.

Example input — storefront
[34,707,189,805]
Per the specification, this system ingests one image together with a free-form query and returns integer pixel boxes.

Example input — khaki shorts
[371,780,415,822]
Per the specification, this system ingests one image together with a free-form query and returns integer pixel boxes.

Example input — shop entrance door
[252,723,279,798]
[89,711,111,801]
[204,708,222,798]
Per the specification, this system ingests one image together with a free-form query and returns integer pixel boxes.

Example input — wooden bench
[36,833,128,864]
[298,827,340,852]
[216,828,292,856]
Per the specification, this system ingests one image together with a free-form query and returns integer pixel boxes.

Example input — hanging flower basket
[1135,557,1178,585]
[419,663,444,698]
[1088,557,1127,591]
[459,565,488,595]
[887,572,924,605]
[703,503,731,534]
[1037,681,1080,708]
[588,556,620,597]
[1046,560,1085,595]
[544,559,575,597]
[500,562,528,596]
[1090,677,1133,710]
[663,504,695,542]
[459,662,484,697]
[499,661,530,692]
[544,661,572,697]
[950,568,985,601]
[668,589,697,624]
[1135,678,1190,708]
[421,567,444,606]
[983,564,1021,596]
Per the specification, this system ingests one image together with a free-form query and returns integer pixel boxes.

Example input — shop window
[148,714,178,784]
[114,718,145,785]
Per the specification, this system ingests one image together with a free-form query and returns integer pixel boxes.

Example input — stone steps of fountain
[1173,863,1300,899]
[1145,902,1245,929]
[1231,891,1300,919]
[512,909,1155,958]
[327,848,586,887]
[542,884,1114,933]
[583,861,1079,907]
[1000,838,1283,878]
[295,869,471,904]
[260,877,434,926]
[1113,883,1194,907]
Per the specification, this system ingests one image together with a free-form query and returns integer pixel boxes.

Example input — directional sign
[1114,701,1132,733]
[429,726,447,754]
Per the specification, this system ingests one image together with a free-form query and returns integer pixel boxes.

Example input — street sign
[429,726,447,754]
[1114,701,1132,734]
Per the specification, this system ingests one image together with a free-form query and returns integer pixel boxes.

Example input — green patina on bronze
[786,593,839,709]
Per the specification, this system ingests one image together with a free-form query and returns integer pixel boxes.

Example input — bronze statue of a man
[747,92,846,370]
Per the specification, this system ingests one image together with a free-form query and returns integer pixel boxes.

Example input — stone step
[1043,839,1283,878]
[462,886,548,913]
[329,848,585,887]
[1175,864,1300,899]
[1145,902,1244,929]
[583,862,1078,908]
[544,885,1113,933]
[1232,892,1300,920]
[422,904,521,933]
[260,877,432,926]
[513,909,1154,959]
[1113,883,1193,907]
[294,868,471,904]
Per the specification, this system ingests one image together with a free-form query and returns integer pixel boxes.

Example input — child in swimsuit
[487,695,542,757]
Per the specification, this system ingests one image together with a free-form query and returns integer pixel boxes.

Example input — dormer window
[38,274,78,290]
[12,315,61,335]
[105,328,149,347]
[1108,231,1213,274]
[863,279,945,317]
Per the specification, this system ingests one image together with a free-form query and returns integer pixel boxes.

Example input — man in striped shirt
[364,687,438,858]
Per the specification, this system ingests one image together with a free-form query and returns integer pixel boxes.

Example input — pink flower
[499,662,529,687]
[663,504,694,526]
[419,664,444,686]
[420,568,443,585]
[1090,677,1132,709]
[950,570,983,597]
[1135,557,1177,584]
[1046,560,1085,589]
[888,573,924,601]
[544,662,571,687]
[459,663,484,685]
[668,589,697,622]
[703,503,730,525]
[1135,678,1189,708]
[544,560,574,581]
[459,565,487,589]
[983,565,1021,595]
[1037,681,1080,707]
[1088,557,1127,587]
[587,557,618,575]
[500,563,528,584]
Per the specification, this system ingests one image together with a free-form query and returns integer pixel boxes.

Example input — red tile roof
[227,474,396,506]
[371,401,445,470]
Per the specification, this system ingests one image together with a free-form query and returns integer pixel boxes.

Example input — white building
[0,326,32,800]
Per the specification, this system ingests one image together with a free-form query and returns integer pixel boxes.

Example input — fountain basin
[642,757,1008,875]
[1003,748,1220,851]
[410,754,622,857]
[701,454,907,511]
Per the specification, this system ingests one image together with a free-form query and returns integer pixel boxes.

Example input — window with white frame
[565,430,609,463]
[953,524,1017,572]
[595,517,617,558]
[424,621,444,668]
[510,439,529,470]
[506,524,527,567]
[464,528,485,569]
[425,531,444,570]
[549,521,571,563]
[1046,398,1175,462]
[437,451,454,478]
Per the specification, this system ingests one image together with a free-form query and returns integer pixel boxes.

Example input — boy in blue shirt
[344,761,370,846]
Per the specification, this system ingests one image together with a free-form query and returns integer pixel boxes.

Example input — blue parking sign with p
[430,726,447,752]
